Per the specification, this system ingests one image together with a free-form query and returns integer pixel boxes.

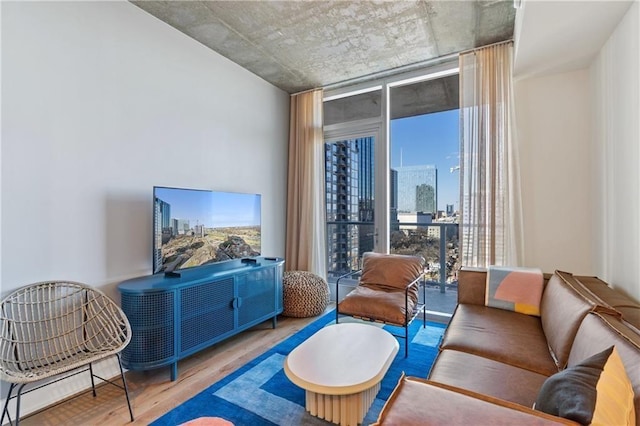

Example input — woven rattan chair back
[0,281,134,425]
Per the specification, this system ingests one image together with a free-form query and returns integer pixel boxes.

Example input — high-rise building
[155,197,171,229]
[396,165,438,216]
[325,139,362,275]
[446,204,454,217]
[416,183,436,213]
[356,138,376,260]
[172,219,190,236]
[153,197,171,272]
[390,168,398,224]
[357,137,375,223]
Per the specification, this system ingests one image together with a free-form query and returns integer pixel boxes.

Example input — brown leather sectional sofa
[373,269,640,425]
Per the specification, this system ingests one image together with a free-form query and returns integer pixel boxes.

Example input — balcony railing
[326,221,460,293]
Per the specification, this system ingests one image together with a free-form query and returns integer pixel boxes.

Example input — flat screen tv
[153,186,261,274]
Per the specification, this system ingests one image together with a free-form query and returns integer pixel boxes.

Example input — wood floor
[18,309,332,426]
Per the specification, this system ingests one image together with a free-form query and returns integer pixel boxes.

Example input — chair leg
[117,353,135,422]
[1,383,16,426]
[422,281,427,328]
[404,325,409,358]
[422,303,426,328]
[89,362,97,397]
[14,383,26,426]
[1,383,26,426]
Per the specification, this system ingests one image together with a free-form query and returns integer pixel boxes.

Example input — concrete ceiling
[131,0,516,94]
[324,74,460,124]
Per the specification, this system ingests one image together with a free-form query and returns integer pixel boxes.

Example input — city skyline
[154,187,261,229]
[391,109,459,211]
[394,164,437,215]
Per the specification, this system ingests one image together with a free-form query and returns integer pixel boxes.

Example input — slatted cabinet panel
[119,257,284,380]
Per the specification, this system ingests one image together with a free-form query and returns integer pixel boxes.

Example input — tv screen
[153,186,261,274]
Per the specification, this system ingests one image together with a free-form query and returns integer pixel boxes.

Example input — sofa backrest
[457,267,553,306]
[574,275,640,330]
[540,271,600,370]
[568,312,640,422]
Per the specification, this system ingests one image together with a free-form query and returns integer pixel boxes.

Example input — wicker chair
[0,281,134,425]
[336,252,426,357]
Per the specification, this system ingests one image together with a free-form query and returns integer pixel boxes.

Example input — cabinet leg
[171,363,178,381]
[272,316,277,329]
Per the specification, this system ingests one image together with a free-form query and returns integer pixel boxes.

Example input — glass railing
[390,222,460,292]
[326,221,460,316]
[326,221,375,278]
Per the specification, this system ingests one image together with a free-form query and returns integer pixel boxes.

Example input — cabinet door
[179,278,234,353]
[121,291,175,368]
[237,267,277,327]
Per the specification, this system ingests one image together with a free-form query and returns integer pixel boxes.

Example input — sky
[390,109,460,211]
[155,187,261,228]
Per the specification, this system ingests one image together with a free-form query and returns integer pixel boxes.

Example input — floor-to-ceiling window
[324,64,460,317]
[324,88,383,301]
[388,73,460,317]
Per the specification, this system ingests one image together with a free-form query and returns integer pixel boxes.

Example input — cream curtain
[285,89,327,279]
[459,42,523,267]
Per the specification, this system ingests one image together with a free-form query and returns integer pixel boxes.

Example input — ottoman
[282,271,330,317]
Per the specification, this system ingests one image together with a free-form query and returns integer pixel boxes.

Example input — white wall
[591,1,640,301]
[514,70,593,274]
[513,1,640,303]
[1,0,289,416]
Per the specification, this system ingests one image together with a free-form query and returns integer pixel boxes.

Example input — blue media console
[118,257,284,380]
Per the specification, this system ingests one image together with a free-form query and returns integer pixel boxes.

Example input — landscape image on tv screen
[153,187,261,273]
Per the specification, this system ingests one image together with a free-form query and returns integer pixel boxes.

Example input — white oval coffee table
[284,322,399,426]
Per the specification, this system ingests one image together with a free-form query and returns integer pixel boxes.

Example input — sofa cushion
[568,312,640,421]
[338,285,416,325]
[535,346,635,426]
[486,266,543,316]
[372,375,578,425]
[540,271,597,369]
[428,349,549,407]
[440,304,558,375]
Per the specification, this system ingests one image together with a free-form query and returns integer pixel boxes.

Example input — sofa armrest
[372,375,578,426]
[457,267,487,305]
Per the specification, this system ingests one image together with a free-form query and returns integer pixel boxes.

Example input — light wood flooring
[17,308,332,426]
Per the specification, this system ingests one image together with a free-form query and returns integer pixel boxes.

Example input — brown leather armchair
[336,252,426,357]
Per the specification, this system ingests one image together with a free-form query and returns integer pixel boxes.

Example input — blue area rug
[151,311,445,426]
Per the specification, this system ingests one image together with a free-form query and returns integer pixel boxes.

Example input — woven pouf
[282,271,330,318]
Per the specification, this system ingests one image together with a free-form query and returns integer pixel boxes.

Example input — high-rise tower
[396,165,438,216]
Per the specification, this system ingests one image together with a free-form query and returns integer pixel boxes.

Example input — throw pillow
[534,346,635,425]
[591,346,636,426]
[485,266,543,316]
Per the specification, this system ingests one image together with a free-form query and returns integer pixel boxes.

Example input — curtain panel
[459,42,523,267]
[285,89,327,279]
